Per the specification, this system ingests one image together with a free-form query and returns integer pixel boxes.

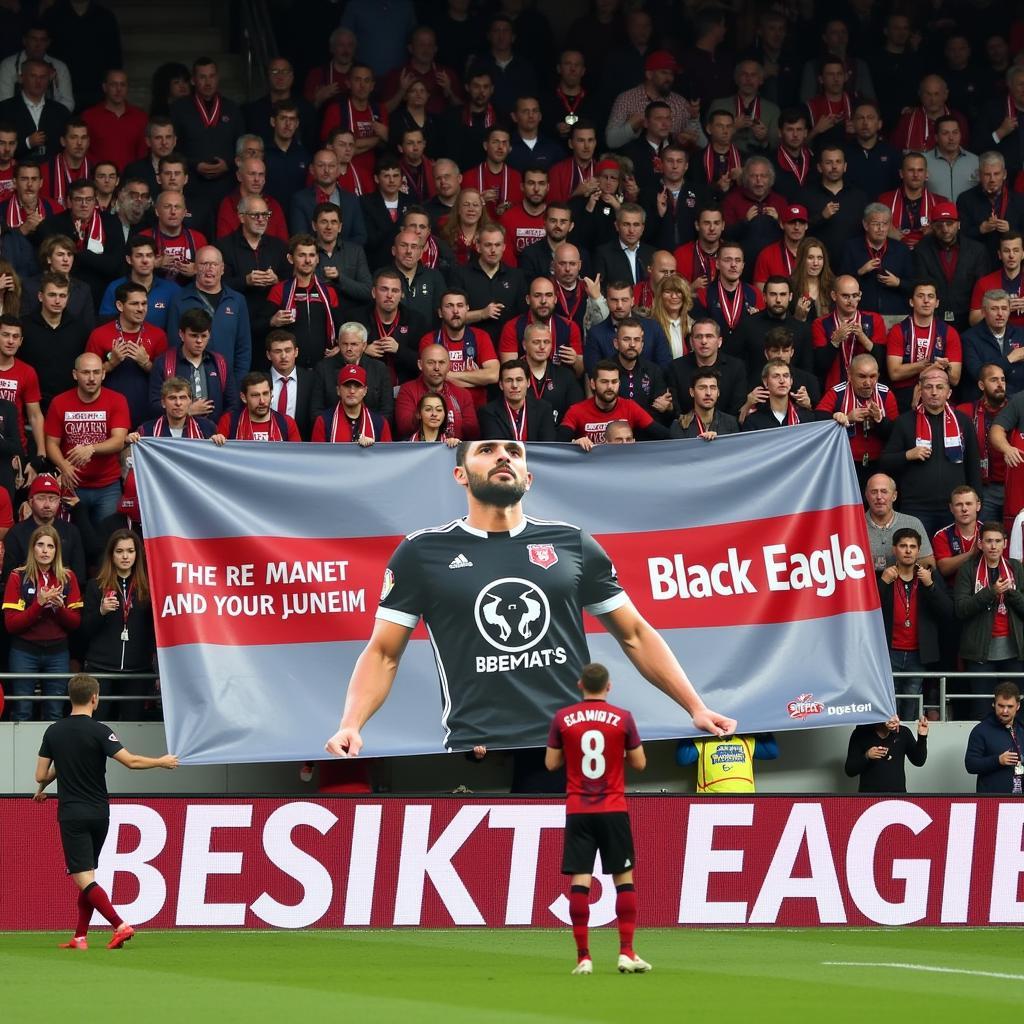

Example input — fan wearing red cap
[753,205,808,288]
[1,474,86,599]
[311,363,392,444]
[605,49,704,153]
[912,199,989,332]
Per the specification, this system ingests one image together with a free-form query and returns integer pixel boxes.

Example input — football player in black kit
[325,440,736,754]
[34,673,177,949]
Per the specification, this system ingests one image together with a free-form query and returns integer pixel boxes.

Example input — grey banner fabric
[135,423,895,764]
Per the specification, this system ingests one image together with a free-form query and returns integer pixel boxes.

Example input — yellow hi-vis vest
[696,735,756,793]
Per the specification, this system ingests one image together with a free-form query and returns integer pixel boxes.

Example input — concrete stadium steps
[105,0,248,109]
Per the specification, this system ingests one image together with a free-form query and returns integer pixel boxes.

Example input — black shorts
[562,811,635,876]
[59,817,109,874]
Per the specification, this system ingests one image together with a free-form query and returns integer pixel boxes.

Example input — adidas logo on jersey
[448,553,474,569]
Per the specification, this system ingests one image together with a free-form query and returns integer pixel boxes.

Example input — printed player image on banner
[133,423,895,764]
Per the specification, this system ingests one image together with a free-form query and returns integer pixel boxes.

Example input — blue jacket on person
[165,283,252,382]
[99,276,182,331]
[961,322,1024,398]
[584,315,672,374]
[965,711,1024,793]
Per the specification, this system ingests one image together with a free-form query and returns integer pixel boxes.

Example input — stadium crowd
[4,0,1024,736]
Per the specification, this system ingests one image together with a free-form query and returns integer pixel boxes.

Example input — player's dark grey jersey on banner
[377,515,627,749]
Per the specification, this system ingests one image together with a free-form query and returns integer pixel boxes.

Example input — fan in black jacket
[477,359,556,440]
[80,528,156,721]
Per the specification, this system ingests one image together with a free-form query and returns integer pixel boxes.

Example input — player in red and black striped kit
[546,662,651,976]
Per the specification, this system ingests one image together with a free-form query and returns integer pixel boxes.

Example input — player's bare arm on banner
[325,617,413,757]
[598,599,737,737]
[112,749,179,770]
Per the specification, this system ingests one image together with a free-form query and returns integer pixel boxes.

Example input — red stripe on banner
[147,504,877,649]
[145,535,408,648]
[594,503,880,629]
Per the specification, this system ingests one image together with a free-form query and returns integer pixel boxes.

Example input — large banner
[4,796,1024,929]
[134,423,894,764]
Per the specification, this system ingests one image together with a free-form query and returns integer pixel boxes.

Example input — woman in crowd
[3,524,82,721]
[81,529,156,721]
[440,188,497,265]
[19,234,96,330]
[150,62,191,115]
[407,393,459,446]
[651,273,694,359]
[389,80,441,156]
[790,237,835,322]
[0,257,22,316]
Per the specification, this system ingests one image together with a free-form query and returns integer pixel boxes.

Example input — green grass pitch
[3,928,1023,1022]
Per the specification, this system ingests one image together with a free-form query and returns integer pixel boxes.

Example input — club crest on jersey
[474,577,551,652]
[380,568,395,600]
[527,543,558,569]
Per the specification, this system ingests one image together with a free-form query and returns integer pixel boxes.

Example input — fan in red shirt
[557,360,670,447]
[80,69,149,171]
[85,282,168,427]
[470,126,523,219]
[548,121,599,204]
[956,364,1008,521]
[885,280,962,408]
[217,371,302,442]
[545,662,651,976]
[811,274,888,390]
[500,166,549,260]
[878,152,947,251]
[0,125,16,199]
[141,191,207,283]
[40,120,91,207]
[0,316,45,458]
[931,485,982,585]
[673,205,724,291]
[752,205,808,288]
[419,290,499,408]
[44,353,130,523]
[319,64,388,185]
[969,233,1024,330]
[499,277,584,374]
[815,352,898,488]
[214,158,289,243]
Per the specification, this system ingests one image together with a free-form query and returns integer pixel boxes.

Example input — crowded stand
[4,0,1024,739]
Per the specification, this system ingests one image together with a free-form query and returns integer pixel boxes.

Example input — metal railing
[239,0,277,101]
[1,673,161,717]
[891,671,1022,720]
[1,671,1016,721]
